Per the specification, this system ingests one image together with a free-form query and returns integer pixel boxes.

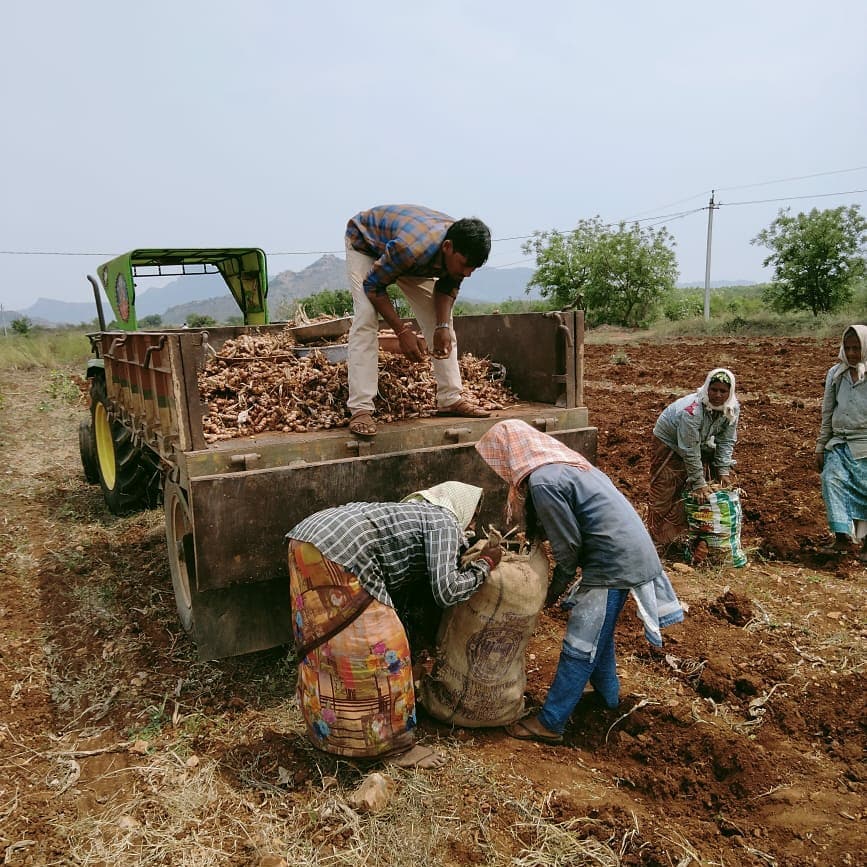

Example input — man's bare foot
[388,744,447,769]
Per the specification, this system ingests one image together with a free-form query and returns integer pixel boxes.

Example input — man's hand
[398,327,426,362]
[815,453,824,472]
[432,327,453,359]
[718,474,731,490]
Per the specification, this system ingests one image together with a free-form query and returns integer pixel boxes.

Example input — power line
[720,188,867,207]
[614,165,867,223]
[620,191,711,222]
[643,209,706,230]
[0,250,115,256]
[716,165,867,194]
[2,184,866,260]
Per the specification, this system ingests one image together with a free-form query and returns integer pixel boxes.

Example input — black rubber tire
[90,376,158,515]
[78,417,99,484]
[164,480,196,636]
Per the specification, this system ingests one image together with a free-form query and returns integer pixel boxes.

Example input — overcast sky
[2,1,866,310]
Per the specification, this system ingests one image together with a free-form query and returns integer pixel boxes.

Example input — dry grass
[39,734,651,867]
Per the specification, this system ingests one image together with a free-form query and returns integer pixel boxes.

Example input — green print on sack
[683,489,748,568]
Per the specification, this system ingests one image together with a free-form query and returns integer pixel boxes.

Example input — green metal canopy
[97,248,269,329]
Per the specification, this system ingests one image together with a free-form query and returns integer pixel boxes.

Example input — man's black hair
[445,217,491,268]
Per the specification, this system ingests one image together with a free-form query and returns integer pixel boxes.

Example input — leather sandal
[505,717,563,745]
[348,411,376,437]
[437,399,491,418]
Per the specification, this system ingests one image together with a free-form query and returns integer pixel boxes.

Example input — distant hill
[163,258,537,323]
[135,273,227,316]
[11,298,95,326]
[15,257,537,326]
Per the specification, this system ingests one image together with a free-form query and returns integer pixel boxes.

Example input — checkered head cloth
[402,481,484,531]
[475,419,592,519]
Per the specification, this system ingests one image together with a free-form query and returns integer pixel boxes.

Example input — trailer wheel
[78,418,99,484]
[90,376,155,514]
[165,480,196,636]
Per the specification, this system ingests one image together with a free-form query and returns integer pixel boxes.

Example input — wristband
[435,323,450,330]
[397,324,412,335]
[479,555,496,570]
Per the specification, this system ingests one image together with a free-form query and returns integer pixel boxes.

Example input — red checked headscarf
[475,419,592,519]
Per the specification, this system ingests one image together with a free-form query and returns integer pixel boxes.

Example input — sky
[2,1,866,310]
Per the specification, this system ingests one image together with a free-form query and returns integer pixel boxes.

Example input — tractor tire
[78,417,99,484]
[90,376,158,515]
[164,480,196,636]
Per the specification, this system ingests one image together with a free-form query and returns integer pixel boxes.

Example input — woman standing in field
[475,419,683,745]
[647,367,740,549]
[816,324,867,563]
[285,482,501,769]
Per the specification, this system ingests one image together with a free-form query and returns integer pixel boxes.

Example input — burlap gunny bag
[419,544,548,727]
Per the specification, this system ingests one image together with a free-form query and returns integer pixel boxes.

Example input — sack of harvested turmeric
[419,544,548,727]
[683,488,748,568]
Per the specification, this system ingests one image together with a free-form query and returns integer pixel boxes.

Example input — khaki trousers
[345,240,463,414]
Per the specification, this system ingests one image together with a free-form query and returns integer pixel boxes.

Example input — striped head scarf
[698,367,739,423]
[402,481,483,531]
[475,419,592,519]
[832,323,867,385]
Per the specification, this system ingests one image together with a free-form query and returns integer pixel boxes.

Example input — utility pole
[703,191,718,321]
[0,304,6,337]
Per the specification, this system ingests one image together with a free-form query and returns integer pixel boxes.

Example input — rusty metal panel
[182,405,590,476]
[187,426,595,658]
[100,332,182,461]
[188,577,293,660]
[175,333,208,452]
[453,313,566,404]
[189,426,597,593]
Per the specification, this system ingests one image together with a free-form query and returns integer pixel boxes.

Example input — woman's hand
[479,542,502,570]
[815,453,825,472]
[693,484,712,503]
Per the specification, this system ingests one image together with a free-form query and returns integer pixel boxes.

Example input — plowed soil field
[1,335,864,866]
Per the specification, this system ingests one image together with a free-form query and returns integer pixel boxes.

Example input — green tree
[11,316,32,335]
[186,314,217,328]
[522,218,678,327]
[139,314,163,328]
[751,205,867,316]
[297,288,354,318]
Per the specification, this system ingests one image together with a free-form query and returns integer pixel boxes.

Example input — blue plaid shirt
[346,204,458,296]
[287,501,488,608]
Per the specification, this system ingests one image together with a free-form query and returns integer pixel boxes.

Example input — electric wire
[719,188,867,207]
[2,183,865,259]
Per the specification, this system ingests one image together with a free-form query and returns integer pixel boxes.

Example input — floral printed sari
[287,540,416,758]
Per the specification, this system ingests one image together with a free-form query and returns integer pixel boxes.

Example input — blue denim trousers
[537,589,628,734]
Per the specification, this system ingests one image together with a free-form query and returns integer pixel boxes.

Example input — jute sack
[419,544,548,727]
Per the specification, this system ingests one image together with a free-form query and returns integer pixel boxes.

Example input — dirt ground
[1,335,864,866]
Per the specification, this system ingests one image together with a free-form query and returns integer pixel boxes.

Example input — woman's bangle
[397,324,412,335]
[435,323,450,330]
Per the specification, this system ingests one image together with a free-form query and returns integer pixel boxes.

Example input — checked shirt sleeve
[363,238,417,296]
[424,516,487,607]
